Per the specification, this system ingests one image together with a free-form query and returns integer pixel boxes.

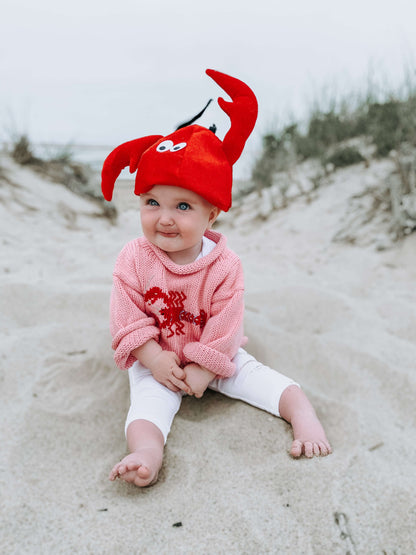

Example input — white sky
[1,0,416,175]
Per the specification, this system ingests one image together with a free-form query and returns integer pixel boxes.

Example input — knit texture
[110,230,246,377]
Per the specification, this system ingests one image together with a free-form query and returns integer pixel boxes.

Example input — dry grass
[249,73,416,239]
[7,134,117,223]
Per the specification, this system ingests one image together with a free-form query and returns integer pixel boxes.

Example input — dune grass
[253,88,416,183]
[6,134,116,222]
[250,71,416,239]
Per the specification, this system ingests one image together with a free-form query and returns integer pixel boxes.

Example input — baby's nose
[159,210,175,225]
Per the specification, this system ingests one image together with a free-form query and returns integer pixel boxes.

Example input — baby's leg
[209,349,331,458]
[109,361,182,487]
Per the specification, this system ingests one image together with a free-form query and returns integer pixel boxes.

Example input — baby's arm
[182,257,245,379]
[132,340,191,394]
[184,363,216,398]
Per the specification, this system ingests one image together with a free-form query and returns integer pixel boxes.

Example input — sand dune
[1,153,415,554]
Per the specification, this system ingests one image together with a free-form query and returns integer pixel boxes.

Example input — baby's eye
[147,199,159,206]
[177,202,190,211]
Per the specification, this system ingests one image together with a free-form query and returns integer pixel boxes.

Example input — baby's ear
[208,207,221,227]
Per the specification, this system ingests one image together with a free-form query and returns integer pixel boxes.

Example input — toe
[134,466,158,487]
[290,439,303,458]
[304,441,314,458]
[109,464,121,480]
[118,463,127,475]
[126,461,140,472]
[318,442,328,456]
[137,465,151,480]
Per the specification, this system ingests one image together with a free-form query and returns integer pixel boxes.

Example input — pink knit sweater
[110,229,245,377]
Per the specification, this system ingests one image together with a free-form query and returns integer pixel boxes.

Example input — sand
[1,153,415,554]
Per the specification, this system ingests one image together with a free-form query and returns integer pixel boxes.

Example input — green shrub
[326,146,365,168]
[365,101,402,156]
[303,111,359,156]
[251,76,416,190]
[11,135,41,166]
[251,133,286,189]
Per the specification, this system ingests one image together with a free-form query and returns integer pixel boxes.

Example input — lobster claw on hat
[205,69,258,165]
[101,136,162,201]
[101,68,258,211]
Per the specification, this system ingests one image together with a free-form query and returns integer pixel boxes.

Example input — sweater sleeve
[182,258,245,378]
[110,242,160,370]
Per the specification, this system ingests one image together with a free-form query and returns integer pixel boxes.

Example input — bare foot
[289,410,332,458]
[279,385,332,458]
[109,448,162,487]
[184,363,216,398]
[109,420,165,487]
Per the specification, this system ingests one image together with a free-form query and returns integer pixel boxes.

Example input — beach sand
[1,153,415,554]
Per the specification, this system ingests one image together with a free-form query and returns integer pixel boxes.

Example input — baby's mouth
[158,231,178,238]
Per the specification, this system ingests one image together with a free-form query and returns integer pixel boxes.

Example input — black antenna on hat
[175,98,214,130]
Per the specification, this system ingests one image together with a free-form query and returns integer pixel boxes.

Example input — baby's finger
[171,376,191,394]
[164,381,180,392]
[172,365,185,380]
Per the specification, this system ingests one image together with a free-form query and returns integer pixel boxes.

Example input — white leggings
[125,348,299,443]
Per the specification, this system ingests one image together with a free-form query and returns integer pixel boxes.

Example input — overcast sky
[1,0,416,174]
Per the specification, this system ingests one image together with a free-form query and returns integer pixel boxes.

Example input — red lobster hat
[101,69,258,211]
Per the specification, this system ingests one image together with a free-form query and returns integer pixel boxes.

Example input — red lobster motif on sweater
[144,286,207,338]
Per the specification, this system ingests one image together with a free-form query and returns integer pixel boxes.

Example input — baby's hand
[184,363,216,398]
[149,350,191,394]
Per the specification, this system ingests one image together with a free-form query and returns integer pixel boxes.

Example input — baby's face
[140,185,219,265]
